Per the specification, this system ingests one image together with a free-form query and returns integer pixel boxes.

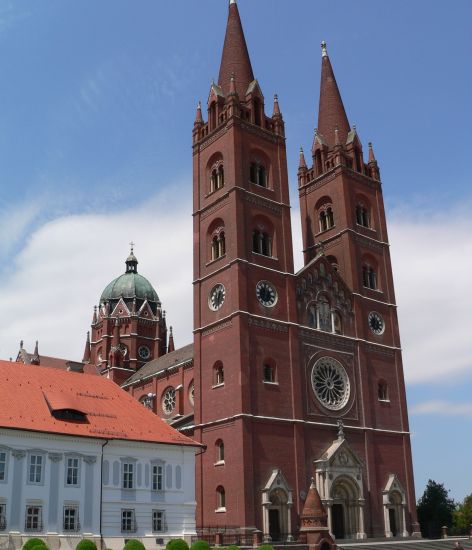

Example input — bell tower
[297,42,420,538]
[193,0,297,532]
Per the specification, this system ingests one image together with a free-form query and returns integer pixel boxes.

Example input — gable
[296,254,353,330]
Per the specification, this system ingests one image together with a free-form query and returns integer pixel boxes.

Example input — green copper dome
[100,248,160,308]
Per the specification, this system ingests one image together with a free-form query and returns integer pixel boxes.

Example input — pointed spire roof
[218,0,255,98]
[168,326,175,353]
[299,147,307,170]
[368,142,376,162]
[301,478,328,520]
[194,101,203,124]
[82,331,91,363]
[317,41,350,146]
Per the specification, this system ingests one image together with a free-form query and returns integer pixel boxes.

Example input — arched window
[249,162,267,187]
[378,381,389,401]
[318,295,331,332]
[215,440,225,463]
[217,165,225,189]
[210,169,218,193]
[362,265,377,289]
[216,486,226,510]
[316,198,335,233]
[252,229,272,257]
[332,311,343,335]
[209,221,226,262]
[161,387,176,415]
[356,204,370,228]
[214,362,224,386]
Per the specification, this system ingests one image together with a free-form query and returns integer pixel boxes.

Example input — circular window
[311,357,350,411]
[162,387,176,414]
[138,345,151,360]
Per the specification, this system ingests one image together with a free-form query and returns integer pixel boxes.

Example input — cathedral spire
[218,0,254,98]
[168,326,175,353]
[82,331,91,363]
[317,41,350,146]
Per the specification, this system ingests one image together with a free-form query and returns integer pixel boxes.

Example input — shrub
[31,545,48,550]
[76,540,98,550]
[258,545,275,550]
[23,539,47,550]
[166,539,190,550]
[190,541,210,550]
[124,541,145,550]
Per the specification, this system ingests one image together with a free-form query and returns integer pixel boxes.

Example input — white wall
[0,429,196,550]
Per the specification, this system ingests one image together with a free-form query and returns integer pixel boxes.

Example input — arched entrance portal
[331,476,362,539]
[268,488,288,541]
[262,469,293,542]
[382,474,409,538]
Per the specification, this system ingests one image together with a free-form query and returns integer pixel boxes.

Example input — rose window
[162,387,176,414]
[311,357,350,410]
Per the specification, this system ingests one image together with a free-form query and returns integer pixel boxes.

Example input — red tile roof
[0,360,198,447]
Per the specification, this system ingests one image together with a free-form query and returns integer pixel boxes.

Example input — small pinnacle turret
[168,326,175,353]
[299,147,307,170]
[82,331,91,363]
[195,101,203,125]
[273,94,281,117]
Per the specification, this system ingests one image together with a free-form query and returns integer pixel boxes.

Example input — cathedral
[17,0,420,543]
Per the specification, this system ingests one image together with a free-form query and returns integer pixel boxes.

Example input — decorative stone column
[356,501,367,539]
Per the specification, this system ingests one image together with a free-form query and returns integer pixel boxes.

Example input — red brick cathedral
[190,0,420,540]
[70,0,421,542]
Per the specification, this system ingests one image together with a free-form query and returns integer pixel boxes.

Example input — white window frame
[121,509,136,533]
[63,504,79,532]
[0,451,7,483]
[152,509,165,532]
[65,457,80,487]
[28,454,44,485]
[25,504,42,531]
[122,462,134,490]
[152,464,164,491]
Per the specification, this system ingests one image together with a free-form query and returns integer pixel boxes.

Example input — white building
[0,361,198,550]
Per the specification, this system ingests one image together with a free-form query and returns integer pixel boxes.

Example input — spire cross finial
[229,0,237,4]
[321,41,328,57]
[129,241,135,254]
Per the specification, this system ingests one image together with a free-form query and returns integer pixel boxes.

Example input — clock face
[138,345,151,360]
[256,280,277,307]
[368,311,385,335]
[209,283,226,311]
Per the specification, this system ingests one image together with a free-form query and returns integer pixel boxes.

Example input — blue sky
[0,1,471,503]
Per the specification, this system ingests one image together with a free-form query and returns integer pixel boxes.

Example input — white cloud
[1,194,470,389]
[411,400,472,416]
[388,206,472,384]
[0,199,42,256]
[0,184,193,362]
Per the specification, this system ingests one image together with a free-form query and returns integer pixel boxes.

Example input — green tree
[417,480,455,538]
[453,493,472,534]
